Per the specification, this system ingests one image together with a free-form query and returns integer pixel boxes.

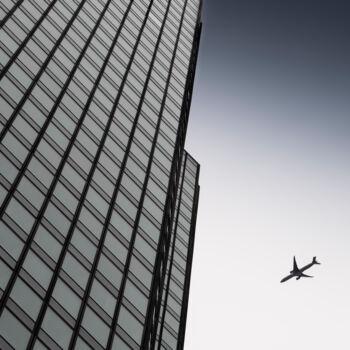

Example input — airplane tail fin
[313,256,320,265]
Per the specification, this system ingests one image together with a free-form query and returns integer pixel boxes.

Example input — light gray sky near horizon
[184,0,350,349]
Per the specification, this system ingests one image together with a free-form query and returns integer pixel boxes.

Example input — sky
[184,1,350,349]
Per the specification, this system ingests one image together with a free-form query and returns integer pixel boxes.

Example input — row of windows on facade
[0,3,194,120]
[0,121,196,233]
[0,0,199,35]
[1,0,197,68]
[1,0,196,86]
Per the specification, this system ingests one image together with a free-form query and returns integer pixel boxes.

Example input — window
[79,206,103,240]
[2,131,28,163]
[63,250,89,286]
[0,259,11,290]
[90,278,116,317]
[42,308,72,349]
[129,256,152,289]
[124,279,147,314]
[71,229,96,262]
[0,221,23,259]
[10,278,42,320]
[109,210,133,241]
[104,231,128,264]
[0,152,18,184]
[52,278,81,319]
[44,202,70,238]
[82,307,109,347]
[23,250,52,289]
[118,306,143,344]
[34,225,62,262]
[5,197,35,234]
[17,176,45,210]
[0,309,31,349]
[97,254,122,289]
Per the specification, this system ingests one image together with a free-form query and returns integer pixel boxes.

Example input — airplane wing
[293,256,299,272]
[300,273,313,278]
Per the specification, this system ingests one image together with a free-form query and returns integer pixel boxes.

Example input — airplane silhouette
[280,256,320,283]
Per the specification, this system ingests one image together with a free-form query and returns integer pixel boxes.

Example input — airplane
[280,256,320,283]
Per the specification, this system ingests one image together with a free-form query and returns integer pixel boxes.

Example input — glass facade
[0,0,201,349]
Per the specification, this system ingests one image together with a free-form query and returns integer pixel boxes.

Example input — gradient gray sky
[185,1,350,349]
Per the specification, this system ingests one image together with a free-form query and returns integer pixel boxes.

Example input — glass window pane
[11,278,42,320]
[129,256,152,289]
[79,206,103,239]
[0,309,30,350]
[118,306,143,344]
[0,259,11,290]
[5,197,35,234]
[110,210,132,241]
[17,176,45,210]
[112,335,130,350]
[0,221,23,259]
[42,308,72,349]
[71,228,96,262]
[52,279,81,319]
[97,254,122,289]
[62,252,89,289]
[82,307,109,347]
[0,152,18,183]
[124,280,147,314]
[23,251,52,289]
[44,202,70,237]
[104,231,127,264]
[34,225,61,262]
[90,278,116,317]
[134,234,156,266]
[75,337,91,350]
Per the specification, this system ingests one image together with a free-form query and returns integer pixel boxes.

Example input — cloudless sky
[184,1,350,349]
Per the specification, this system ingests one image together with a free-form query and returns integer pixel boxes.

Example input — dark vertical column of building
[157,152,188,350]
[142,3,202,348]
[155,152,200,350]
[177,156,200,350]
[0,0,118,317]
[105,0,189,347]
[107,0,194,347]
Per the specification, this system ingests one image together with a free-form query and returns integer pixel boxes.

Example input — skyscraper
[0,0,201,349]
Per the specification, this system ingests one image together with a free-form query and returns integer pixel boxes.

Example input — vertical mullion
[157,152,187,350]
[0,0,89,218]
[0,0,60,80]
[0,0,114,319]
